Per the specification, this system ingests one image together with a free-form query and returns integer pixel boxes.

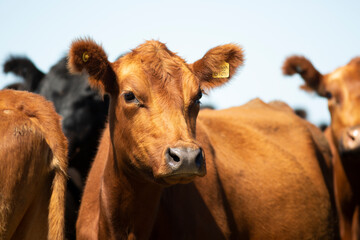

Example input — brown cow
[69,39,337,239]
[0,90,68,240]
[283,56,360,240]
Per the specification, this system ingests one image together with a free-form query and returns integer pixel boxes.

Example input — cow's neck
[99,142,163,239]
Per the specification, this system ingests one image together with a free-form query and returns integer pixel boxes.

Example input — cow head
[3,56,45,91]
[68,38,243,185]
[283,56,360,157]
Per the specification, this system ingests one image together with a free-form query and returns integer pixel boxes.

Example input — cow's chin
[155,173,204,186]
[163,174,199,185]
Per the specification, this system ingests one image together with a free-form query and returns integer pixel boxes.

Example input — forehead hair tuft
[132,40,185,84]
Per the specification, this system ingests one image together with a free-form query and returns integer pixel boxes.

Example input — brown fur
[191,44,244,90]
[135,40,183,83]
[282,55,324,94]
[283,55,360,240]
[349,57,360,65]
[68,38,117,95]
[0,90,68,240]
[70,39,336,239]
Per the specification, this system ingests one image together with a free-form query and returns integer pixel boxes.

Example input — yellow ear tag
[212,62,229,78]
[82,52,90,63]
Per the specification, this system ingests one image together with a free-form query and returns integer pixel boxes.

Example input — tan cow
[69,39,337,239]
[283,56,360,240]
[0,90,68,240]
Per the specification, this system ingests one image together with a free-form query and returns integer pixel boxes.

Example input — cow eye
[195,91,202,105]
[123,92,138,104]
[325,91,332,99]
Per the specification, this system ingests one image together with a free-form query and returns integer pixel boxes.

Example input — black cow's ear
[282,55,325,96]
[189,44,244,90]
[3,56,45,92]
[68,38,117,95]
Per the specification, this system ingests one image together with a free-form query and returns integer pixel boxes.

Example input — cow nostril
[195,149,203,168]
[168,149,181,162]
[349,134,355,141]
[348,129,359,141]
[341,127,360,154]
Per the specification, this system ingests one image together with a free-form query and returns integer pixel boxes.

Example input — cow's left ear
[282,55,324,94]
[190,44,244,90]
[68,38,117,95]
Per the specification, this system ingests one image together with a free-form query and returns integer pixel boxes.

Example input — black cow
[3,56,109,240]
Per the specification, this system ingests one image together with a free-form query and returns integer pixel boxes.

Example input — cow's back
[0,110,52,239]
[154,99,336,239]
[0,90,67,240]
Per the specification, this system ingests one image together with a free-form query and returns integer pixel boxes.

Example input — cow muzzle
[340,125,360,155]
[164,147,206,179]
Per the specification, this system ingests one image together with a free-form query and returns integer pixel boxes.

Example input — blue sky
[1,0,359,125]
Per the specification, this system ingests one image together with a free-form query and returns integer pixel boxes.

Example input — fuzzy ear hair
[68,38,117,95]
[190,44,244,90]
[282,55,323,94]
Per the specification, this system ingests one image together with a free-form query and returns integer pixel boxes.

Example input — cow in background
[293,108,329,130]
[3,56,109,239]
[283,56,360,240]
[294,107,307,119]
[0,89,67,240]
[70,38,337,239]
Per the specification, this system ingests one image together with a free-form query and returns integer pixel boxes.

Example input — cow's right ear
[68,38,117,95]
[282,55,325,96]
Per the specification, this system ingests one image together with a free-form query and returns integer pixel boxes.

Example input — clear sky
[1,0,359,125]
